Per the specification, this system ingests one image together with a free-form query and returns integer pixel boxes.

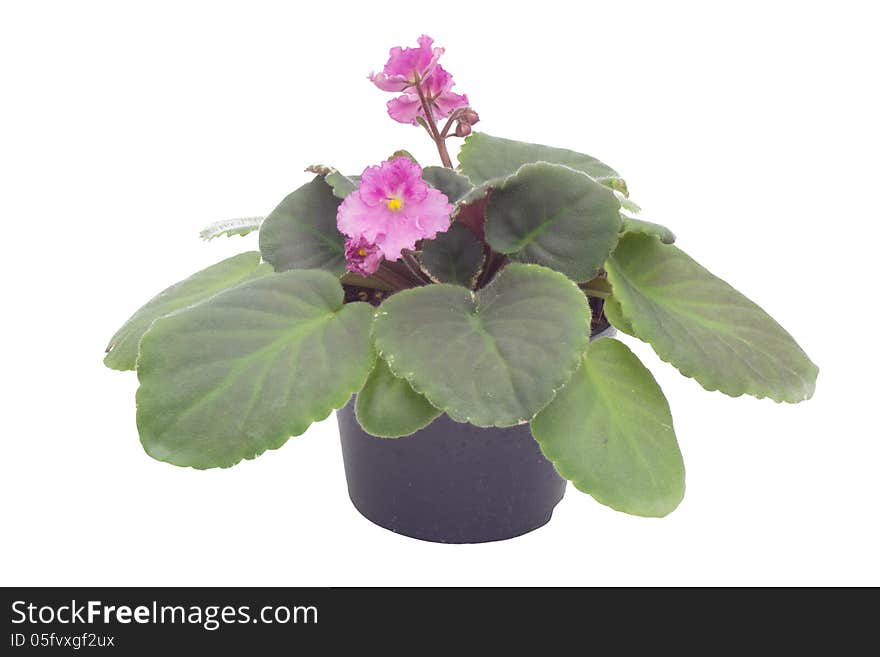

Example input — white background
[2,0,878,586]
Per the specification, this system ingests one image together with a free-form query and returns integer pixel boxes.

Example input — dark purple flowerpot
[337,324,616,543]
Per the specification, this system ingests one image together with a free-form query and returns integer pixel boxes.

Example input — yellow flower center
[358,248,367,256]
[386,198,403,212]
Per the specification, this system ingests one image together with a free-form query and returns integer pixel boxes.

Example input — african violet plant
[105,35,818,518]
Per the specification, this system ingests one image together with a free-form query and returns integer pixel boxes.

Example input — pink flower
[344,236,383,276]
[337,157,452,262]
[387,65,469,125]
[369,35,443,92]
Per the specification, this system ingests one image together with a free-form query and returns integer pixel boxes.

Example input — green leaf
[458,132,621,185]
[485,162,621,281]
[199,216,265,241]
[606,233,818,402]
[621,215,676,244]
[615,192,642,214]
[455,179,498,207]
[601,177,630,197]
[259,178,346,274]
[420,223,485,287]
[324,170,357,199]
[389,149,418,164]
[422,166,473,203]
[603,295,635,336]
[373,263,591,426]
[136,270,376,469]
[305,165,358,199]
[104,252,268,371]
[355,358,442,437]
[531,338,685,517]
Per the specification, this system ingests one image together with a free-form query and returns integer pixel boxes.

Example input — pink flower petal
[433,91,469,120]
[368,72,410,92]
[359,157,428,206]
[344,236,384,276]
[376,187,452,261]
[370,35,444,92]
[387,93,422,125]
[337,189,384,242]
[416,35,444,80]
[422,64,455,96]
[410,187,454,237]
[337,157,452,265]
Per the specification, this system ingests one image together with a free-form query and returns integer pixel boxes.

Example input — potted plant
[104,36,818,543]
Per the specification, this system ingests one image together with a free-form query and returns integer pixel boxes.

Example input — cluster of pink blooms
[369,35,469,126]
[338,35,473,276]
[338,157,452,275]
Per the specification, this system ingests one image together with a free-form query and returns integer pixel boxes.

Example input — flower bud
[458,108,480,126]
[455,121,473,137]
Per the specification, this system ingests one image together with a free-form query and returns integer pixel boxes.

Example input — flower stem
[435,137,453,169]
[440,108,465,139]
[415,81,453,168]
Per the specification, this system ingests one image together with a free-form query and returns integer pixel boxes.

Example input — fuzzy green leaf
[259,178,346,274]
[199,216,265,241]
[606,233,818,402]
[305,165,358,199]
[602,295,636,336]
[104,252,268,371]
[458,132,621,185]
[355,358,442,438]
[458,132,627,184]
[620,216,676,244]
[616,193,642,214]
[422,166,473,203]
[389,150,418,164]
[455,179,498,209]
[373,263,591,427]
[531,338,685,517]
[420,223,485,287]
[485,163,621,281]
[136,271,375,468]
[324,171,357,199]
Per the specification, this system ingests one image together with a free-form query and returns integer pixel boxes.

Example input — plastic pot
[337,324,616,543]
